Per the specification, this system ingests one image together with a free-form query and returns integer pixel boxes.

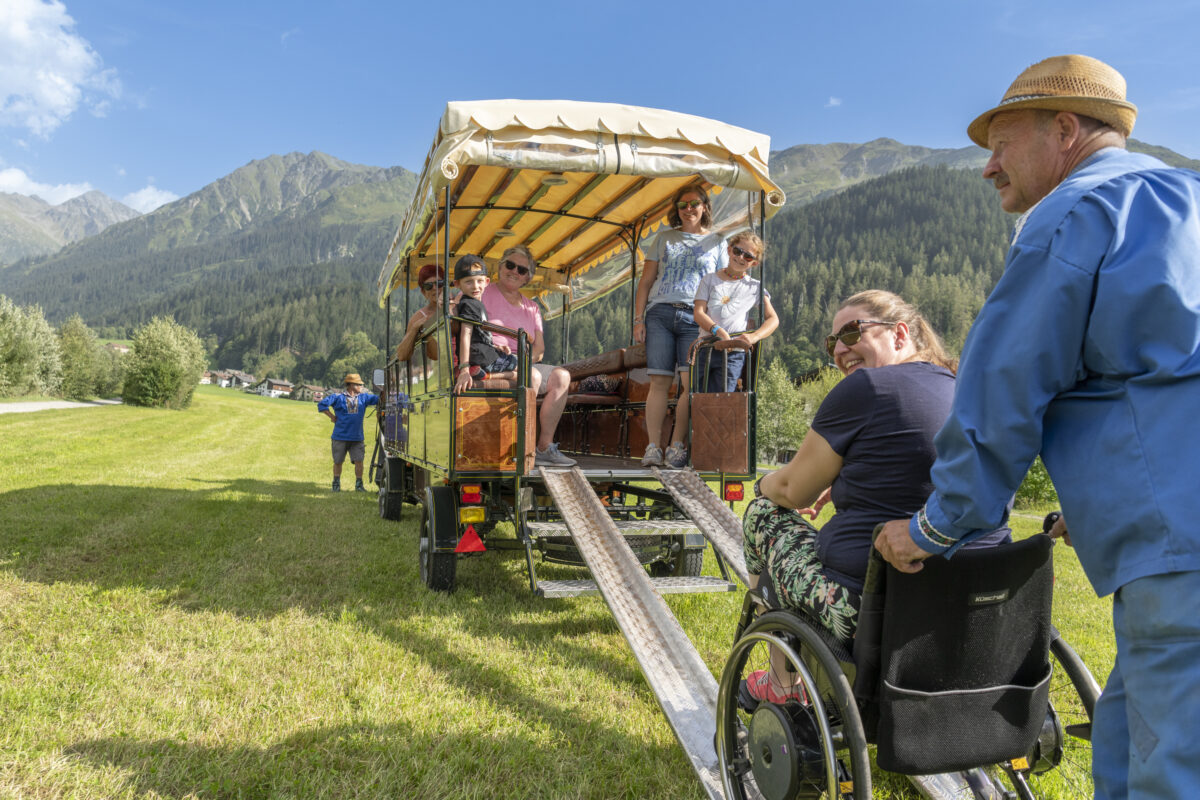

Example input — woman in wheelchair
[743,290,1010,704]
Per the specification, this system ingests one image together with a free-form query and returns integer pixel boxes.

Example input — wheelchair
[715,530,1101,800]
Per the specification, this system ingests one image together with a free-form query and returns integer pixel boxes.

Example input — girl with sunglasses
[739,290,1010,704]
[692,231,778,392]
[633,185,728,468]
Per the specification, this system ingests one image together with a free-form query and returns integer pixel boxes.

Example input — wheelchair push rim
[716,611,871,800]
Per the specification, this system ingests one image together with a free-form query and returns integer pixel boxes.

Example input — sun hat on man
[967,54,1138,148]
[343,373,364,386]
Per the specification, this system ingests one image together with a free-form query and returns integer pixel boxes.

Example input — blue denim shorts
[645,302,699,376]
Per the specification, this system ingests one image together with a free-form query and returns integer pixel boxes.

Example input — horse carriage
[371,100,782,598]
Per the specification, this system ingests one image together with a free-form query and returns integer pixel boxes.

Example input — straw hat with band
[967,55,1138,148]
[343,373,364,386]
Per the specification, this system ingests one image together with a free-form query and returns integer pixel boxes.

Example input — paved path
[0,399,122,414]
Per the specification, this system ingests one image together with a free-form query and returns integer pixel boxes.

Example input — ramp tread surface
[539,467,722,799]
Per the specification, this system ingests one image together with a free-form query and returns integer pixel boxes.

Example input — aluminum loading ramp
[653,468,751,586]
[539,467,725,799]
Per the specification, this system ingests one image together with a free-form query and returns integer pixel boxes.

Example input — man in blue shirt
[318,372,379,492]
[876,55,1200,798]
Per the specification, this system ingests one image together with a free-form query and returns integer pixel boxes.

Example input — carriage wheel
[378,457,405,521]
[716,610,871,799]
[418,486,457,592]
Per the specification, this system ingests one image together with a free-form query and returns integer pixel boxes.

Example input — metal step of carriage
[527,518,736,598]
[537,576,736,599]
[525,519,703,538]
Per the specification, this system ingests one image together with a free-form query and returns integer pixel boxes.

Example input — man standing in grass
[875,55,1200,798]
[318,373,379,492]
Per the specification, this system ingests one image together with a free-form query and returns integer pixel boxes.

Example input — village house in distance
[201,370,327,401]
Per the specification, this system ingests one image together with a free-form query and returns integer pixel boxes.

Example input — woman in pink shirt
[480,244,576,468]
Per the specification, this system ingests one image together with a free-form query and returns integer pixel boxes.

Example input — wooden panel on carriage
[453,390,535,471]
[690,392,751,474]
[626,407,676,455]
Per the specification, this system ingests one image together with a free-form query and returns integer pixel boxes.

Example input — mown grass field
[0,385,1115,799]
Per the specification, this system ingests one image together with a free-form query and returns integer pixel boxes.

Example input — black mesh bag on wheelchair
[856,534,1054,775]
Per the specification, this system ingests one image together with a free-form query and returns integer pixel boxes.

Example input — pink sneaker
[744,669,807,705]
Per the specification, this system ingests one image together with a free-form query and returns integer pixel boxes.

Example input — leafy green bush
[122,317,206,409]
[0,295,62,397]
[57,315,102,401]
[1016,456,1059,508]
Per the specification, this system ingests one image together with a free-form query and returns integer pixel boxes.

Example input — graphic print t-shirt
[694,272,769,332]
[644,229,728,307]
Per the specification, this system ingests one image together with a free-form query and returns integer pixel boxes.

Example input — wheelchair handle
[863,525,888,595]
[1042,510,1062,534]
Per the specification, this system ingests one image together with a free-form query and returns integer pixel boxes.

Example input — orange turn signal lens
[460,484,482,504]
[724,482,744,501]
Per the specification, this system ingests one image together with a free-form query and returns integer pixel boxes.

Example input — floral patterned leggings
[742,497,861,648]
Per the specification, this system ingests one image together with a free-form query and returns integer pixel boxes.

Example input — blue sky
[3,0,1199,212]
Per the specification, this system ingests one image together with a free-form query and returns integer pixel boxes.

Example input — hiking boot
[641,443,663,467]
[355,479,366,492]
[535,442,577,467]
[664,442,688,469]
[331,478,341,492]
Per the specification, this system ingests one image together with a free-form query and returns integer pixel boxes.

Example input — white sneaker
[535,442,577,467]
[664,442,688,469]
[641,443,664,467]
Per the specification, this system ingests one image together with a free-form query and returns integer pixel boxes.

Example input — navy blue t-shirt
[812,361,1009,593]
[456,296,500,368]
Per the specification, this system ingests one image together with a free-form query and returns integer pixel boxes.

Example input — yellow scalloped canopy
[377,100,786,316]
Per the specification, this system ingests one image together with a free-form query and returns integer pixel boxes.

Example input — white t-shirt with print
[694,271,768,333]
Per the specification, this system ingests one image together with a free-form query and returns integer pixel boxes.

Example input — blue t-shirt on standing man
[318,391,379,442]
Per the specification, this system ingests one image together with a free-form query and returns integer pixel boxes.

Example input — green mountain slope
[769,138,988,205]
[0,190,139,264]
[0,152,417,378]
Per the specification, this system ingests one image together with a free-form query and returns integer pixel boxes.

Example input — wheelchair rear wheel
[716,610,870,800]
[997,635,1099,799]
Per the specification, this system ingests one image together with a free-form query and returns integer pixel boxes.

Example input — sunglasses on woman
[501,259,531,276]
[421,279,445,291]
[675,199,704,210]
[825,319,896,357]
[730,245,759,263]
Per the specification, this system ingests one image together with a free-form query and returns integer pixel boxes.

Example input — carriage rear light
[459,506,485,524]
[724,482,744,501]
[460,484,482,504]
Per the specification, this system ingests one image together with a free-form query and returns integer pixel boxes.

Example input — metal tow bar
[539,467,723,800]
[653,468,750,587]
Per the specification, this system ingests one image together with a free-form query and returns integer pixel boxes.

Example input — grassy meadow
[0,385,1115,799]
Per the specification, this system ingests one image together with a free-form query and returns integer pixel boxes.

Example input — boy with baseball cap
[452,255,517,392]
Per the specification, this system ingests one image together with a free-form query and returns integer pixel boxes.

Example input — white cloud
[0,166,92,204]
[281,27,300,45]
[122,185,178,213]
[0,0,122,137]
[825,97,843,108]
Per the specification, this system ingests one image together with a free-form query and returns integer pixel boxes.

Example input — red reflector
[724,482,744,501]
[460,492,482,504]
[454,524,487,553]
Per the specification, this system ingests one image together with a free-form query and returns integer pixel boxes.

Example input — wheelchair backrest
[855,535,1055,773]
